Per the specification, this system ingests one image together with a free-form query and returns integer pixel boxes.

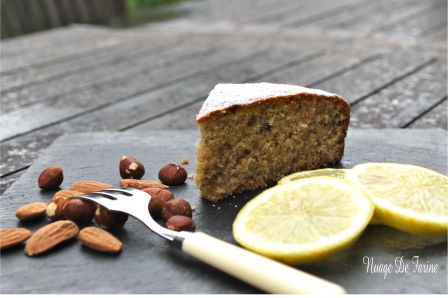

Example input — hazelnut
[38,165,63,190]
[158,163,187,186]
[94,206,129,229]
[143,187,174,219]
[166,215,196,231]
[119,155,145,179]
[63,198,96,226]
[161,198,192,221]
[46,190,83,221]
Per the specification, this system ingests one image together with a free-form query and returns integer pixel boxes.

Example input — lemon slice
[233,177,374,264]
[278,168,381,225]
[278,168,348,185]
[347,163,448,235]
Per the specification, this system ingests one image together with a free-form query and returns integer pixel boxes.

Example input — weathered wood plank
[132,51,377,131]
[350,63,447,128]
[214,0,302,24]
[0,37,178,92]
[1,25,123,73]
[314,53,437,105]
[424,25,447,42]
[0,49,320,175]
[282,0,367,28]
[293,0,383,30]
[0,129,446,294]
[336,0,428,34]
[374,4,447,38]
[0,46,260,141]
[237,1,307,25]
[130,53,443,132]
[1,41,214,112]
[185,0,288,23]
[409,99,447,129]
[260,52,381,86]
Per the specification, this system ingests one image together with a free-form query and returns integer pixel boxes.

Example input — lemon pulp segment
[233,177,374,264]
[348,163,448,235]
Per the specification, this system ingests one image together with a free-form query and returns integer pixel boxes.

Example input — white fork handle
[182,232,346,294]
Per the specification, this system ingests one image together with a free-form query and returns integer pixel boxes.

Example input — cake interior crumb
[195,95,349,201]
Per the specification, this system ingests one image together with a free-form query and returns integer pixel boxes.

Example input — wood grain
[1,0,446,195]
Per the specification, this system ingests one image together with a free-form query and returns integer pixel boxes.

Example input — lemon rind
[233,177,374,264]
[347,162,448,235]
[277,168,348,185]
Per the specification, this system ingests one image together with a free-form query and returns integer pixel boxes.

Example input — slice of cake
[195,82,350,201]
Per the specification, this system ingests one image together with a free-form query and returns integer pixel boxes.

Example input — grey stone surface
[0,130,446,294]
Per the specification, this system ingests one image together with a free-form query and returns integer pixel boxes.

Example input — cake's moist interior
[195,95,349,201]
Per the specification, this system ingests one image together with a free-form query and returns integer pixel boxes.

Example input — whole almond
[120,179,168,189]
[46,190,84,221]
[16,202,47,221]
[25,220,79,256]
[0,228,32,250]
[79,227,122,254]
[69,180,113,193]
[38,165,63,190]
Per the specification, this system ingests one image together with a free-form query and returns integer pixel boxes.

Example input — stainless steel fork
[79,187,345,294]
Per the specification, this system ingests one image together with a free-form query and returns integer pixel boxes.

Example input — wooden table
[1,0,446,193]
[0,0,447,293]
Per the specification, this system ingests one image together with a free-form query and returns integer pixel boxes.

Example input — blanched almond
[25,220,79,256]
[69,180,112,193]
[0,228,32,250]
[79,227,122,254]
[16,202,47,221]
[120,179,168,189]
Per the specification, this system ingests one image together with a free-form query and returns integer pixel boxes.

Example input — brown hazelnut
[38,165,63,190]
[63,198,96,226]
[158,163,187,186]
[161,198,192,221]
[143,187,174,219]
[94,206,129,229]
[166,215,196,231]
[119,155,145,179]
[46,190,83,221]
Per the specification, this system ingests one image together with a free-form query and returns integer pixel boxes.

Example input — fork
[79,187,345,294]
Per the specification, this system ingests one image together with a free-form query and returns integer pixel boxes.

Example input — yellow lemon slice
[233,177,374,264]
[277,168,348,185]
[278,168,381,225]
[347,163,448,235]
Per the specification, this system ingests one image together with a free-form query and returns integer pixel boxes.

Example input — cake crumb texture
[195,83,350,201]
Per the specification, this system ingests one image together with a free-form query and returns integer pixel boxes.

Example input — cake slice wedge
[195,83,350,201]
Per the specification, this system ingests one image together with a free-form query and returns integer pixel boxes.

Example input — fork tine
[78,194,118,210]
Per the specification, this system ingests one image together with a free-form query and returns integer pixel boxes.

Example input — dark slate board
[1,129,447,294]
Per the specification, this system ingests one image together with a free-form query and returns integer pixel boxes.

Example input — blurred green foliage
[1,0,185,39]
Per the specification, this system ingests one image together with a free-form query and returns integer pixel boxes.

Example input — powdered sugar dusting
[197,83,336,121]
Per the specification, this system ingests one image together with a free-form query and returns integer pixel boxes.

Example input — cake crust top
[196,83,343,122]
